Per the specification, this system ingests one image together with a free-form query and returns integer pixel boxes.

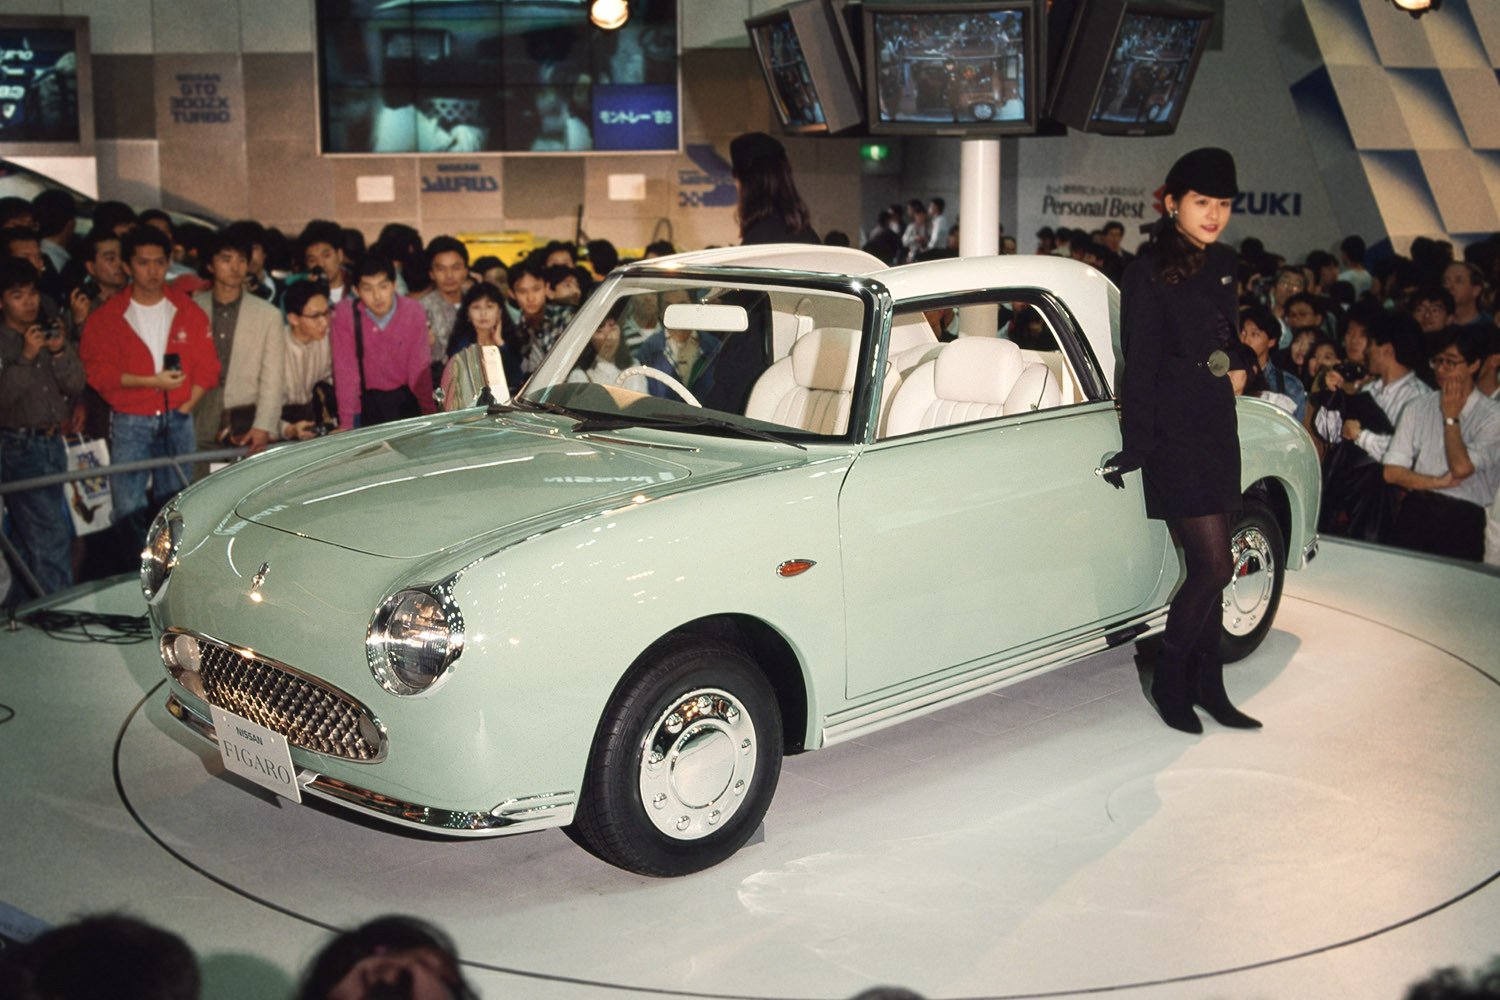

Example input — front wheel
[569,638,782,876]
[1220,498,1285,662]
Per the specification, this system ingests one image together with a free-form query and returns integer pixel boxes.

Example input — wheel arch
[622,613,812,755]
[1245,476,1292,557]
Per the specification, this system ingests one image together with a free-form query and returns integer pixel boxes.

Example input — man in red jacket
[80,225,219,524]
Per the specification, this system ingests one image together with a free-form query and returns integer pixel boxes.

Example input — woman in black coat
[1108,147,1261,734]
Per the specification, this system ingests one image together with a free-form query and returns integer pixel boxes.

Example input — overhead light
[591,0,628,29]
[1389,0,1441,18]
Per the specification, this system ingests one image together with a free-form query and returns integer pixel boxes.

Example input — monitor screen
[0,20,84,146]
[1089,11,1206,128]
[317,0,680,154]
[864,2,1040,135]
[749,14,826,131]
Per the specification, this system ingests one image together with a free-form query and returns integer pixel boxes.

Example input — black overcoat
[1118,241,1243,520]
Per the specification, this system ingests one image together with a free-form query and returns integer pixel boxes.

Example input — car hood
[233,416,703,558]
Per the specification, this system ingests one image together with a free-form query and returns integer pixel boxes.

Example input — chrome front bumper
[165,692,576,837]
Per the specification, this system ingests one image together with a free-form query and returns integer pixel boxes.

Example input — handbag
[63,434,113,536]
[353,305,419,427]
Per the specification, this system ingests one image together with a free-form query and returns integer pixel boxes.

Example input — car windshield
[519,271,875,441]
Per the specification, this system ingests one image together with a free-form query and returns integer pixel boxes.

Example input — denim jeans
[0,429,73,595]
[110,410,196,522]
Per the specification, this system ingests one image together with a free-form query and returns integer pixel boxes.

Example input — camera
[1332,361,1364,382]
[162,352,182,372]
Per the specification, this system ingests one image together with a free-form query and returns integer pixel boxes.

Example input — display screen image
[0,26,80,143]
[749,15,825,129]
[1089,11,1205,127]
[869,8,1028,126]
[317,0,679,154]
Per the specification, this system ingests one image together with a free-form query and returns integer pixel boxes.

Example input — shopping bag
[63,435,113,536]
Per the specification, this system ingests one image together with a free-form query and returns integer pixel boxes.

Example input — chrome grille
[196,639,383,762]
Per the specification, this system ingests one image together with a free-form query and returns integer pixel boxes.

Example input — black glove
[1100,450,1144,490]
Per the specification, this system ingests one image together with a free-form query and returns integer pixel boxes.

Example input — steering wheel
[617,366,702,408]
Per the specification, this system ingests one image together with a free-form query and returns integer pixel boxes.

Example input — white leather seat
[884,336,1061,436]
[745,327,862,435]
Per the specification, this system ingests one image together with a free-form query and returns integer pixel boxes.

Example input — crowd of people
[0,911,1495,999]
[3,174,1499,605]
[0,185,687,604]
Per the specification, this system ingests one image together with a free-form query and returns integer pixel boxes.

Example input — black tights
[1163,513,1234,659]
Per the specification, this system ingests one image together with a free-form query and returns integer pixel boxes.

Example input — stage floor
[1,539,1496,1000]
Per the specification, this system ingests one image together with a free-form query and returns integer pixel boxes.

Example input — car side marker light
[777,559,816,578]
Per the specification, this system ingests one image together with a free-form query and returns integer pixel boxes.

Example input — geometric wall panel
[1359,0,1437,67]
[1387,69,1470,149]
[1416,148,1500,233]
[1361,150,1446,238]
[1442,68,1500,150]
[1328,65,1414,149]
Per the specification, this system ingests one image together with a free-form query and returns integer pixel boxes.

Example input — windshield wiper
[488,398,588,421]
[573,412,807,450]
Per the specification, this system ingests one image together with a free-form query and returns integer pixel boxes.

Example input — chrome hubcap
[639,688,756,840]
[1223,526,1275,637]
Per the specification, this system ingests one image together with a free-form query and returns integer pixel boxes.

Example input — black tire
[1219,497,1286,663]
[568,638,783,877]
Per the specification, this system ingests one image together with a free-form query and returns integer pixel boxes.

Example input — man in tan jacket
[191,228,285,473]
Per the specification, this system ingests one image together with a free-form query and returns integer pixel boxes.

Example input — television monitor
[1047,0,1213,135]
[861,0,1043,136]
[746,1,863,136]
[0,16,92,157]
[316,0,680,155]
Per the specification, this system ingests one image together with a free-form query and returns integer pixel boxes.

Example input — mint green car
[144,245,1319,876]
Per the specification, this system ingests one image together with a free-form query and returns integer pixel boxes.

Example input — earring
[1169,208,1178,219]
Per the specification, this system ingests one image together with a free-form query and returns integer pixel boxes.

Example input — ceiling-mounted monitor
[0,15,92,156]
[316,0,680,154]
[1047,0,1213,135]
[861,0,1043,136]
[746,0,864,135]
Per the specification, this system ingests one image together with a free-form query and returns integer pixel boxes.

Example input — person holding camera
[80,225,219,524]
[0,257,85,597]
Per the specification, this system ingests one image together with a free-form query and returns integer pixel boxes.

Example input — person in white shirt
[927,197,949,252]
[1384,326,1500,561]
[568,309,645,393]
[1317,312,1431,462]
[1336,235,1373,298]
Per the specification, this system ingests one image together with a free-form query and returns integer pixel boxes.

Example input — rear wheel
[569,638,782,876]
[1219,498,1285,663]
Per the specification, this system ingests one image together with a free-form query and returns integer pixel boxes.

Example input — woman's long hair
[1146,188,1206,285]
[735,155,811,240]
[445,281,509,359]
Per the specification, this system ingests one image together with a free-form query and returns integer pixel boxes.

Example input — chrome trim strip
[1302,535,1319,566]
[820,608,1169,746]
[165,693,576,837]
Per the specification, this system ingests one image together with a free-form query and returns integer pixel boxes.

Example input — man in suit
[191,227,285,469]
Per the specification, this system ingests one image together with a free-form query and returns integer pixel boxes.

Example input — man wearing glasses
[1383,326,1500,561]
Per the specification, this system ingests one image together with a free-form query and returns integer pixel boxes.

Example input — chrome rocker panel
[165,693,576,837]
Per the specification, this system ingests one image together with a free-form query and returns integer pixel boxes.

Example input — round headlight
[141,508,183,601]
[367,588,464,696]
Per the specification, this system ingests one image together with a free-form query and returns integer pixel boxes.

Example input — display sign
[0,16,92,156]
[211,705,302,803]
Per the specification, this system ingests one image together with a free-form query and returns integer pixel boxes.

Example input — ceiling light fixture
[591,0,629,30]
[1389,0,1442,18]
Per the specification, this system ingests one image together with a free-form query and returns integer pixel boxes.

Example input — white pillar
[958,137,1001,337]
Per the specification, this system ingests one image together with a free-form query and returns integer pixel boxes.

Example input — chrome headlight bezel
[141,506,183,602]
[366,583,465,697]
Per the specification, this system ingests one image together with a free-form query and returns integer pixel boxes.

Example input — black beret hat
[1164,146,1238,200]
[729,131,787,176]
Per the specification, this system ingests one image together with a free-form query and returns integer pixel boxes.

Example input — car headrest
[933,336,1024,405]
[791,327,861,392]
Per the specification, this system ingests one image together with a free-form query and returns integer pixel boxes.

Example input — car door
[838,293,1170,699]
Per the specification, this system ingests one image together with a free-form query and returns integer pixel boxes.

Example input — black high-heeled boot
[1193,652,1262,729]
[1149,644,1203,734]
